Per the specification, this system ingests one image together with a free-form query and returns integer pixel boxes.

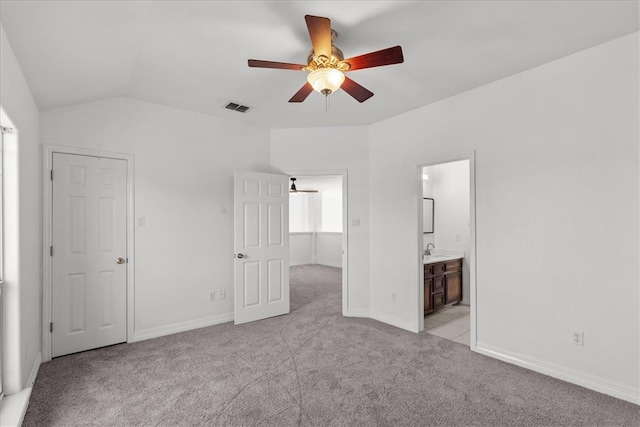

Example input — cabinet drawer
[432,276,445,293]
[433,292,445,309]
[433,262,447,275]
[424,264,433,278]
[445,259,462,273]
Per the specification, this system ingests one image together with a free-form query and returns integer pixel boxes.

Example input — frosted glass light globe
[307,68,345,95]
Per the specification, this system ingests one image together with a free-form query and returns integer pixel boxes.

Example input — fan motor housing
[306,30,350,72]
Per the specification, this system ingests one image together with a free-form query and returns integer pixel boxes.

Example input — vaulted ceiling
[1,1,637,128]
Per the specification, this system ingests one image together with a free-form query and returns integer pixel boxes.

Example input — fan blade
[305,15,332,59]
[289,82,314,103]
[343,46,404,71]
[341,77,374,103]
[248,59,306,70]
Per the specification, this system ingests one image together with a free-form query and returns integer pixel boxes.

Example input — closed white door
[51,153,127,357]
[234,171,289,324]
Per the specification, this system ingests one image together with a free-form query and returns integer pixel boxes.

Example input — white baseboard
[290,260,342,268]
[0,388,31,427]
[369,310,418,333]
[475,343,640,405]
[345,308,369,318]
[0,351,41,427]
[315,259,342,268]
[131,312,234,342]
[26,351,41,388]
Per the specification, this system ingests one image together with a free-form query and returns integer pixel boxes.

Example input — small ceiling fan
[289,177,318,193]
[248,15,404,103]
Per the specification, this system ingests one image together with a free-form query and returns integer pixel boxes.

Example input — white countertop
[423,254,464,264]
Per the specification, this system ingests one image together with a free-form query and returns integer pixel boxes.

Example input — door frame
[42,145,135,361]
[286,170,349,316]
[417,152,477,350]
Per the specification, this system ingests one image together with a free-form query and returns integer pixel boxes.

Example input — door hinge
[50,246,53,256]
[50,169,53,181]
[50,322,53,333]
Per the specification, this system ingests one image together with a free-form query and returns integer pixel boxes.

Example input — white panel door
[234,171,289,324]
[52,153,127,357]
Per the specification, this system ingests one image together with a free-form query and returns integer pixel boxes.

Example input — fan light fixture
[307,68,345,95]
[248,15,404,103]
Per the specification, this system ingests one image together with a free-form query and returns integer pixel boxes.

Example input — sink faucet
[426,243,435,256]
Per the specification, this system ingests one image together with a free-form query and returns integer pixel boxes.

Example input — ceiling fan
[289,177,318,193]
[248,15,404,103]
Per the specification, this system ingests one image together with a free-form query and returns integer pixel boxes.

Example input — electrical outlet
[392,292,397,300]
[572,331,584,346]
[219,289,226,300]
[209,292,215,301]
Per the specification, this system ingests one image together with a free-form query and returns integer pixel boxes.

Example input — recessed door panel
[244,203,260,248]
[268,204,283,246]
[243,261,260,307]
[99,197,115,253]
[98,271,114,329]
[243,179,260,196]
[69,197,86,254]
[267,259,283,303]
[68,165,86,186]
[67,273,86,334]
[99,168,115,187]
[268,181,284,197]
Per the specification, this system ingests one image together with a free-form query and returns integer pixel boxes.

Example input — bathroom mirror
[423,198,434,234]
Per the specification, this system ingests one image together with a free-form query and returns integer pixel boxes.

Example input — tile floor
[424,304,470,346]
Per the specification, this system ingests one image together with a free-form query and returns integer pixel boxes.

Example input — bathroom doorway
[418,154,476,349]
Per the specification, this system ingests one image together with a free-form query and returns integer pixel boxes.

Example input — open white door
[234,171,290,324]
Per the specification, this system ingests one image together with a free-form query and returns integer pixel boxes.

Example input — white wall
[315,233,342,267]
[424,161,471,304]
[271,127,369,316]
[40,97,272,339]
[289,182,343,267]
[289,194,312,232]
[289,232,342,268]
[321,189,342,232]
[369,33,639,402]
[290,232,313,266]
[0,24,42,394]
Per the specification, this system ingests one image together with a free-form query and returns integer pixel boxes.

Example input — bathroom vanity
[423,256,463,314]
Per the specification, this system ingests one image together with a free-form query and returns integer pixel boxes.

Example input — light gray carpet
[24,265,638,426]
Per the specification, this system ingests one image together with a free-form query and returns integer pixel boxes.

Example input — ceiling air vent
[224,102,251,113]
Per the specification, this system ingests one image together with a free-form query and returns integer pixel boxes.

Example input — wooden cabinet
[445,271,462,303]
[424,258,462,314]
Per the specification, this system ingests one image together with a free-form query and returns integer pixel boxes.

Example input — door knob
[116,257,126,264]
[236,253,244,259]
